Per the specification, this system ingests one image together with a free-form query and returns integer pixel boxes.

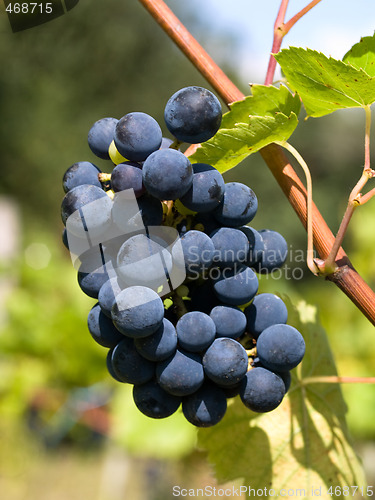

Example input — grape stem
[323,106,374,273]
[138,0,375,326]
[276,141,317,275]
[264,0,323,85]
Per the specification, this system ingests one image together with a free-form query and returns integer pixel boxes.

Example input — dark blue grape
[62,228,69,250]
[182,381,227,427]
[112,192,163,234]
[256,324,305,372]
[203,337,248,387]
[111,161,145,198]
[111,336,155,384]
[239,226,265,266]
[156,349,204,396]
[87,302,124,348]
[142,148,193,200]
[106,348,123,382]
[210,305,247,339]
[116,233,172,289]
[179,163,225,212]
[77,265,109,299]
[255,230,288,273]
[111,286,164,338]
[211,264,259,306]
[98,277,123,318]
[133,380,181,418]
[176,311,216,352]
[213,182,258,227]
[62,161,102,193]
[278,370,292,393]
[244,293,288,339]
[175,230,215,277]
[164,86,222,144]
[134,318,177,362]
[88,117,118,160]
[114,112,162,162]
[210,227,249,268]
[240,367,285,413]
[61,184,112,239]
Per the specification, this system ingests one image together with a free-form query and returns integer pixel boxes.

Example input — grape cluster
[61,86,305,427]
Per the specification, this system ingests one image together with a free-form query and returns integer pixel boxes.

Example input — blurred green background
[0,1,374,498]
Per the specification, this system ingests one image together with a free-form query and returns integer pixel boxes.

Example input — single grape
[111,336,155,384]
[98,277,123,318]
[87,302,124,348]
[211,264,259,306]
[210,227,249,268]
[112,191,163,234]
[156,349,204,396]
[111,161,145,198]
[133,379,181,418]
[179,163,225,212]
[182,381,227,427]
[176,311,216,352]
[239,226,265,266]
[134,318,177,362]
[62,161,102,193]
[114,112,162,162]
[209,305,247,339]
[142,148,193,200]
[106,348,124,382]
[256,324,305,372]
[244,293,288,339]
[174,230,215,277]
[116,233,173,289]
[77,265,109,299]
[164,86,222,143]
[214,182,258,227]
[62,228,69,250]
[111,286,164,338]
[61,184,112,239]
[202,337,248,387]
[240,367,285,413]
[255,229,288,273]
[88,117,118,160]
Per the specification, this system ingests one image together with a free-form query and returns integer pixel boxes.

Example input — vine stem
[301,376,375,385]
[264,0,323,85]
[276,141,316,274]
[323,106,373,272]
[138,0,375,326]
[264,0,289,86]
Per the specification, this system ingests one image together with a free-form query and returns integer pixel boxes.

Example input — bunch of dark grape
[61,86,305,427]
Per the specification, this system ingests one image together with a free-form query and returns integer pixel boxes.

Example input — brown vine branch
[138,0,375,326]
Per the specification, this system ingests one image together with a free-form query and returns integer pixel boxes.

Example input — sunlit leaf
[275,47,375,117]
[189,85,300,173]
[343,33,375,77]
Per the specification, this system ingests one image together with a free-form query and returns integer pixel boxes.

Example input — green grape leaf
[221,84,301,128]
[343,33,375,77]
[198,298,367,498]
[275,47,375,117]
[189,85,300,173]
